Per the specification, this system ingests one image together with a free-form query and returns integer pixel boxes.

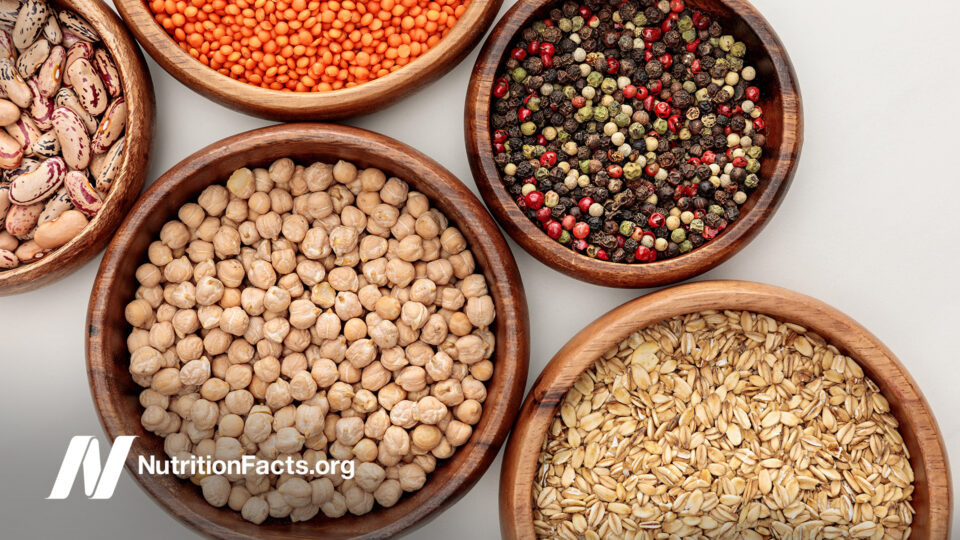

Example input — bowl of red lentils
[466,0,802,288]
[113,0,503,119]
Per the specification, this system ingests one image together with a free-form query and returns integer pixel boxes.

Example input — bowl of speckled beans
[466,0,802,288]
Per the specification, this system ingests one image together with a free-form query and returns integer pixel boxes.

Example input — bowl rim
[86,123,530,539]
[498,280,951,539]
[113,0,503,120]
[0,0,154,296]
[465,0,803,288]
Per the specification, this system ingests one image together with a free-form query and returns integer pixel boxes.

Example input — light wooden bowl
[466,0,803,288]
[500,281,950,539]
[113,0,502,120]
[87,123,529,539]
[0,0,154,296]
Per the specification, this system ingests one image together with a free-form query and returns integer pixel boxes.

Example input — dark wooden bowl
[500,281,950,539]
[466,0,803,288]
[0,0,154,296]
[87,123,530,539]
[113,0,502,120]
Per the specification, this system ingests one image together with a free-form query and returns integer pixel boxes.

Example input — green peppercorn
[520,122,537,136]
[558,18,572,32]
[522,145,535,159]
[670,228,686,243]
[614,112,630,127]
[632,13,647,26]
[559,230,572,244]
[682,29,697,43]
[571,16,584,31]
[512,67,527,82]
[535,167,550,180]
[746,159,761,173]
[594,106,610,122]
[678,16,693,31]
[727,56,744,71]
[683,81,697,93]
[601,78,618,94]
[653,118,669,134]
[747,146,763,159]
[628,122,645,139]
[679,240,693,253]
[745,174,759,188]
[695,88,710,102]
[623,162,644,180]
[563,85,576,99]
[719,35,735,51]
[690,219,705,234]
[579,160,591,174]
[619,221,635,236]
[730,41,747,58]
[708,204,725,216]
[527,96,541,111]
[532,21,546,32]
[586,71,603,87]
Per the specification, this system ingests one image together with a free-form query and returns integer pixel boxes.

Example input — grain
[533,311,914,540]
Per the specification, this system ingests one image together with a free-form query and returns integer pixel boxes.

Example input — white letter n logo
[46,436,136,500]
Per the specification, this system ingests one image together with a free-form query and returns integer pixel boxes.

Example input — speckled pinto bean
[54,88,95,133]
[63,170,100,216]
[31,130,59,158]
[63,41,92,72]
[0,182,10,220]
[0,1,18,27]
[93,136,122,191]
[52,105,89,168]
[16,37,49,79]
[28,80,55,131]
[66,57,105,115]
[0,58,32,108]
[126,157,497,524]
[93,48,119,98]
[0,29,14,60]
[9,155,64,204]
[12,0,48,50]
[0,98,19,126]
[37,186,71,224]
[42,15,60,45]
[37,44,64,98]
[0,130,21,168]
[90,96,123,153]
[57,11,98,42]
[5,199,42,238]
[5,114,41,154]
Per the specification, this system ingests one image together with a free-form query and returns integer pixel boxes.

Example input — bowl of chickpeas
[86,123,529,538]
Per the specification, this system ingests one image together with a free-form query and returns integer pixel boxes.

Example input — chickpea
[130,346,163,377]
[180,357,211,386]
[409,279,437,305]
[147,241,172,267]
[296,260,326,288]
[462,376,487,402]
[271,248,297,275]
[196,217,221,242]
[419,314,448,346]
[136,263,163,287]
[397,463,426,492]
[225,390,254,415]
[198,185,229,216]
[389,399,419,428]
[432,379,464,407]
[379,178,408,206]
[265,379,293,410]
[411,424,442,451]
[455,399,483,425]
[403,191,428,218]
[212,226,241,258]
[219,306,250,336]
[384,258,415,288]
[225,198,248,223]
[459,274,488,299]
[327,381,354,411]
[425,351,453,382]
[334,291,363,320]
[342,318,366,342]
[400,301,429,331]
[414,213,441,240]
[201,475,231,507]
[465,295,495,328]
[216,259,245,288]
[445,420,473,447]
[455,334,486,365]
[334,416,364,446]
[283,299,318,330]
[151,368,183,395]
[125,299,154,329]
[449,250,475,279]
[382,425,411,455]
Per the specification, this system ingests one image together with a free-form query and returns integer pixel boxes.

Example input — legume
[0,0,127,270]
[489,0,767,264]
[126,157,495,523]
[148,0,471,92]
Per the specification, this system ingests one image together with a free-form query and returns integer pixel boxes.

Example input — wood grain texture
[113,0,502,120]
[465,0,803,288]
[0,0,154,296]
[500,281,951,539]
[86,123,530,539]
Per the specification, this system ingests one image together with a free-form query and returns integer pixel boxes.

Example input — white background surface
[2,0,959,537]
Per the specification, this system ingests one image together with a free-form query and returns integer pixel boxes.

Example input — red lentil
[147,0,471,92]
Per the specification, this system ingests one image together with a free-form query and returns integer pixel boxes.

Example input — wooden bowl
[87,123,529,539]
[0,0,154,296]
[500,281,950,539]
[113,0,502,120]
[466,0,803,288]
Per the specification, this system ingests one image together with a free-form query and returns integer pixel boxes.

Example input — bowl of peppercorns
[466,0,802,288]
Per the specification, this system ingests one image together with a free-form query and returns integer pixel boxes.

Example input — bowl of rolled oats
[87,123,530,538]
[501,280,950,540]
